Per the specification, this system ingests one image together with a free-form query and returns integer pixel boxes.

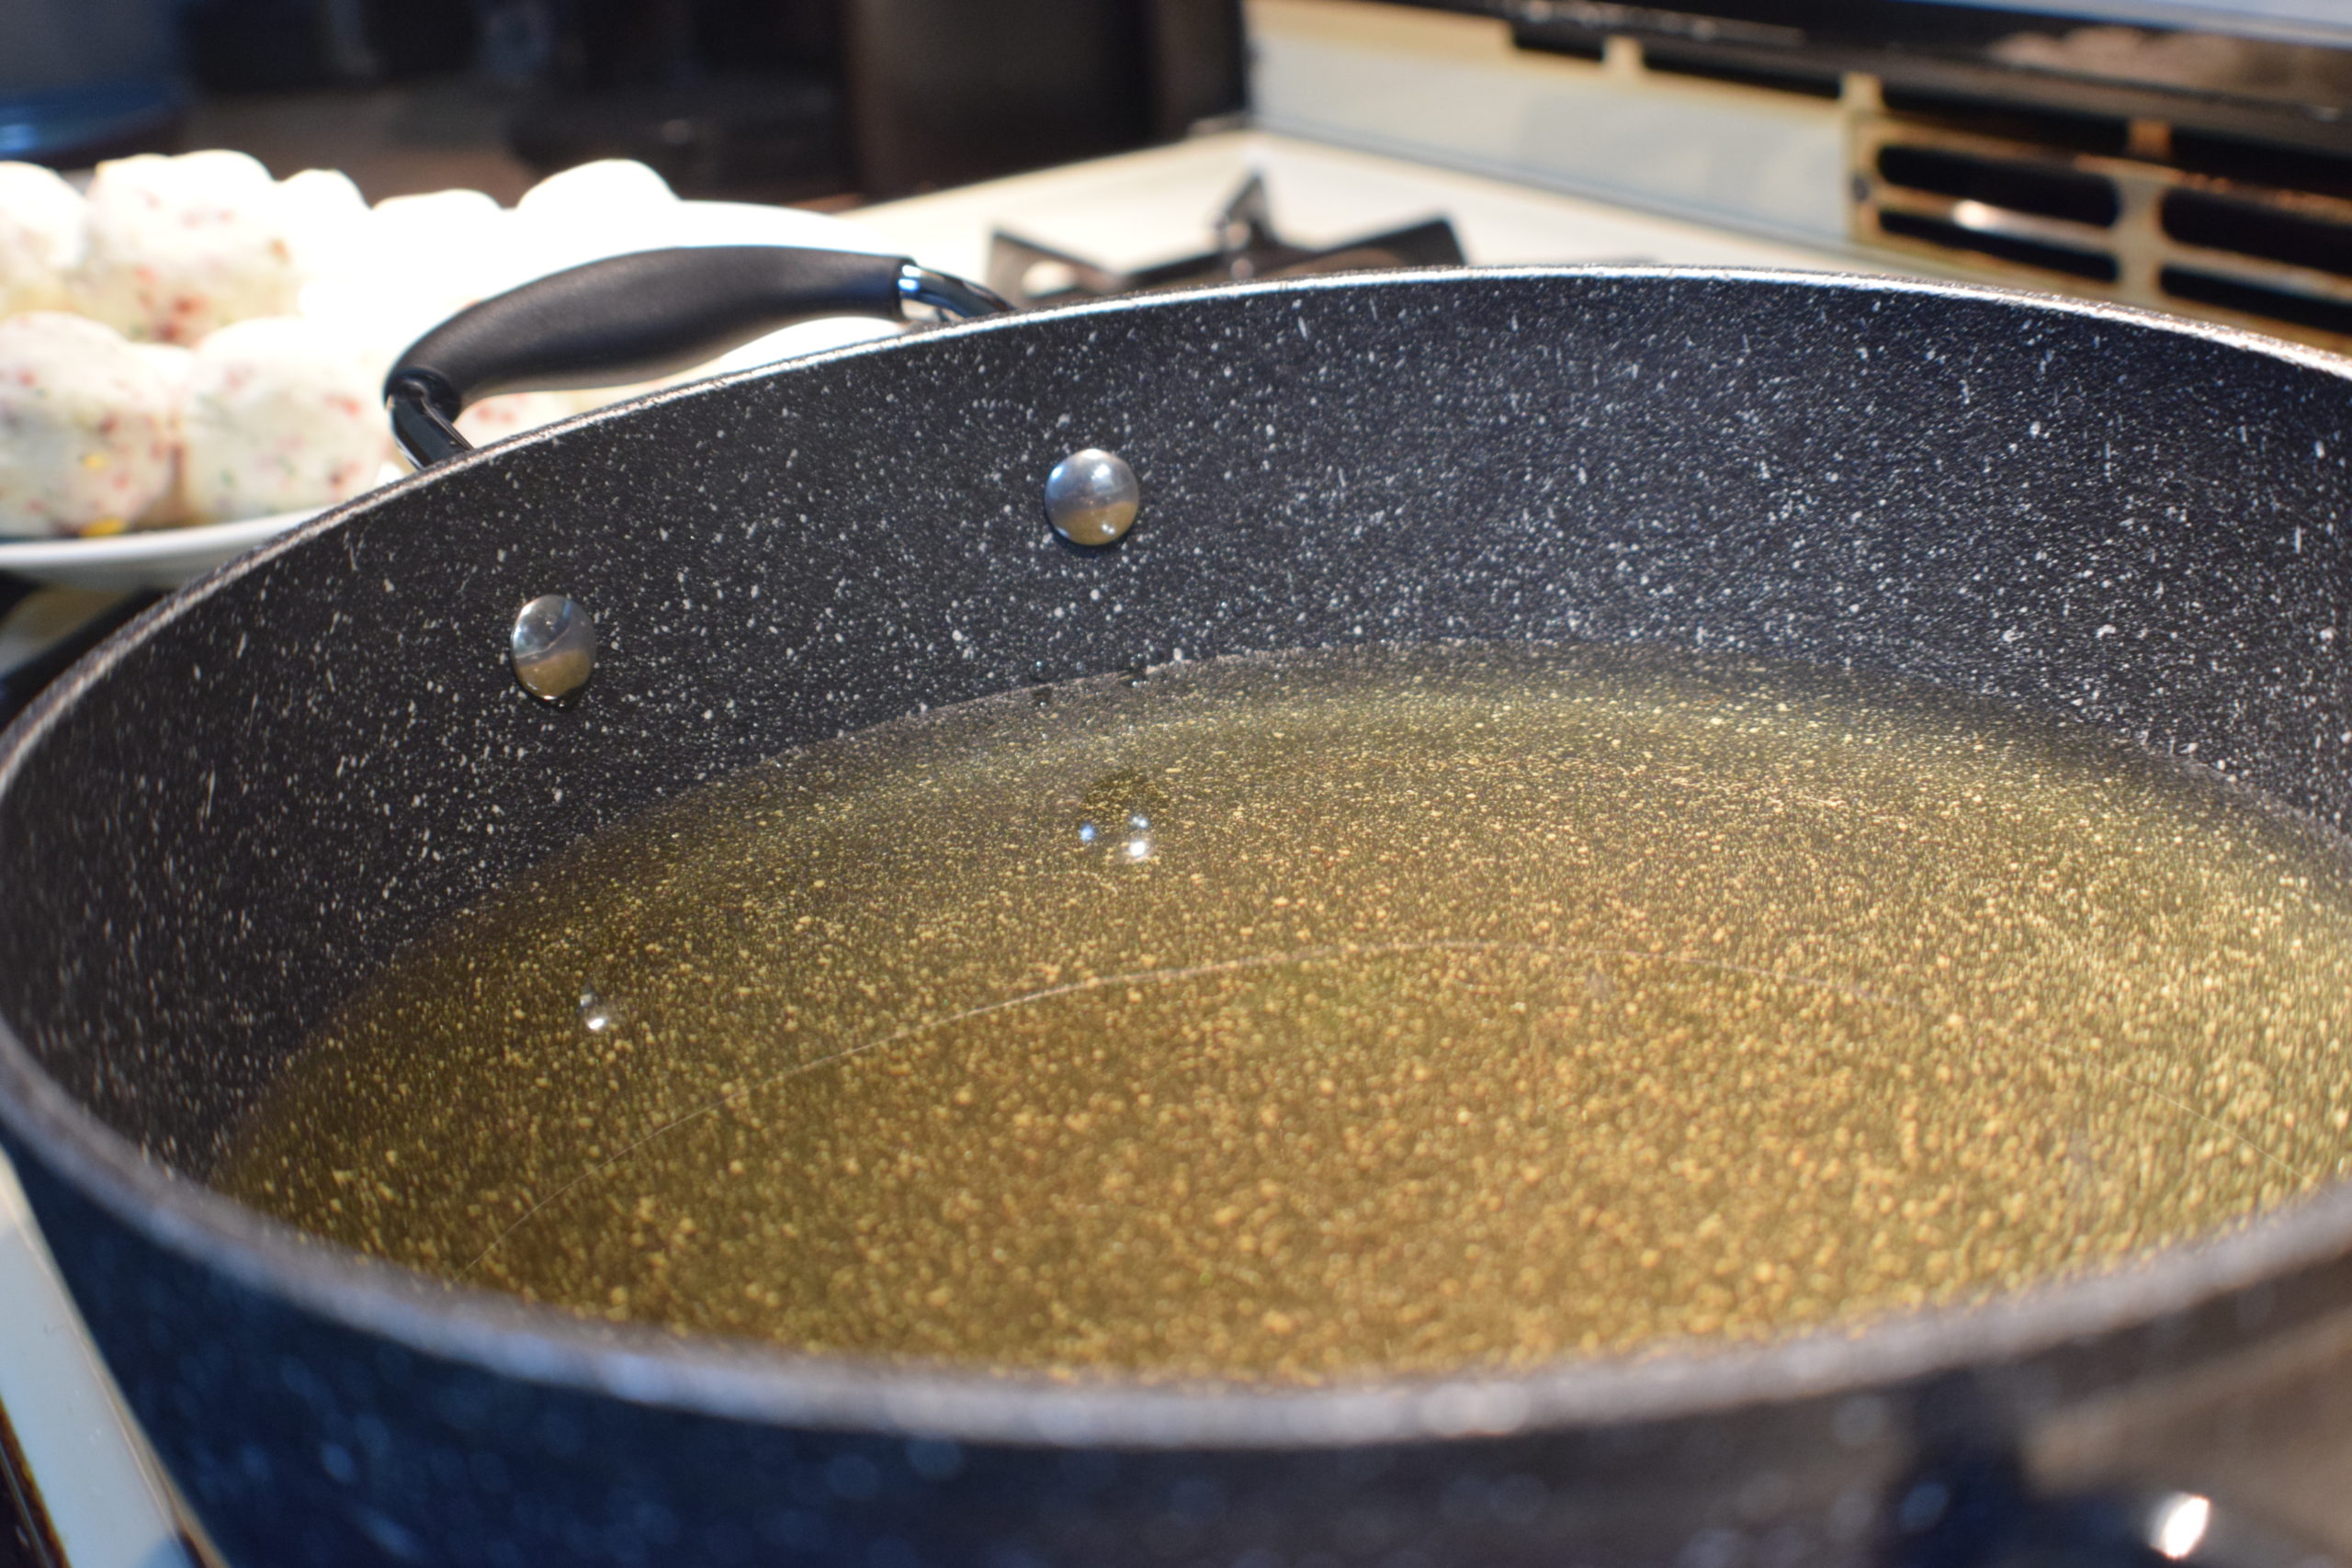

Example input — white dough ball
[515,159,677,223]
[512,160,684,280]
[0,312,177,536]
[277,167,371,281]
[366,186,508,264]
[700,316,902,378]
[329,188,518,355]
[73,150,301,344]
[183,315,390,521]
[0,163,85,315]
[133,339,195,400]
[454,389,587,446]
[130,342,198,526]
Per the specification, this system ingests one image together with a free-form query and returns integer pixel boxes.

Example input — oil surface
[220,643,2352,1381]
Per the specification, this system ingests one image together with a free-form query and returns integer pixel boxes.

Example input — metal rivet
[1044,447,1140,547]
[510,594,595,704]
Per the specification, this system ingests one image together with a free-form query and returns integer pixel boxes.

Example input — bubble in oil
[576,987,627,1034]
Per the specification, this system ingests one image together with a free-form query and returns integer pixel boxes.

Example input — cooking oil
[218,643,2352,1381]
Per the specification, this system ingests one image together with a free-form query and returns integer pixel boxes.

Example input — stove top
[984,171,1466,307]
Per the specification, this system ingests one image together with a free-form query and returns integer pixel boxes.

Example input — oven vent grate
[1853,97,2352,355]
[1638,46,1841,100]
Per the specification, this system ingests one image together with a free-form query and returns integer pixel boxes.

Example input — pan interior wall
[0,272,2346,1174]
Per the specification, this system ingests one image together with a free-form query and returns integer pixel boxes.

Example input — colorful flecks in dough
[181,316,390,522]
[0,312,178,537]
[4,154,900,534]
[71,151,307,346]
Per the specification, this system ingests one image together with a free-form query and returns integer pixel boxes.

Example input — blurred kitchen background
[8,0,2352,354]
[0,0,1248,205]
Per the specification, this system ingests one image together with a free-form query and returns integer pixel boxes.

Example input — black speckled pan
[4,268,2352,1568]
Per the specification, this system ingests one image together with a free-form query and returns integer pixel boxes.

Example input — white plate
[0,510,321,592]
[0,201,902,593]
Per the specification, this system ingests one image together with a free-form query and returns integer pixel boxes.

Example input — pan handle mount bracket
[898,265,1010,325]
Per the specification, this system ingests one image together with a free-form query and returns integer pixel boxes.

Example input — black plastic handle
[383,245,1008,468]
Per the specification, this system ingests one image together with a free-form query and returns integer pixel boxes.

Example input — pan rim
[4,263,2351,1450]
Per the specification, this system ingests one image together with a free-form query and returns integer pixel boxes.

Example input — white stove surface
[0,127,1899,1568]
[0,1151,191,1568]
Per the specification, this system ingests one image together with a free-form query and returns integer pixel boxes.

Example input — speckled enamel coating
[3,270,2352,1566]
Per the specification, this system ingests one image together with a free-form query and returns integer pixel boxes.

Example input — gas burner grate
[985,174,1464,309]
